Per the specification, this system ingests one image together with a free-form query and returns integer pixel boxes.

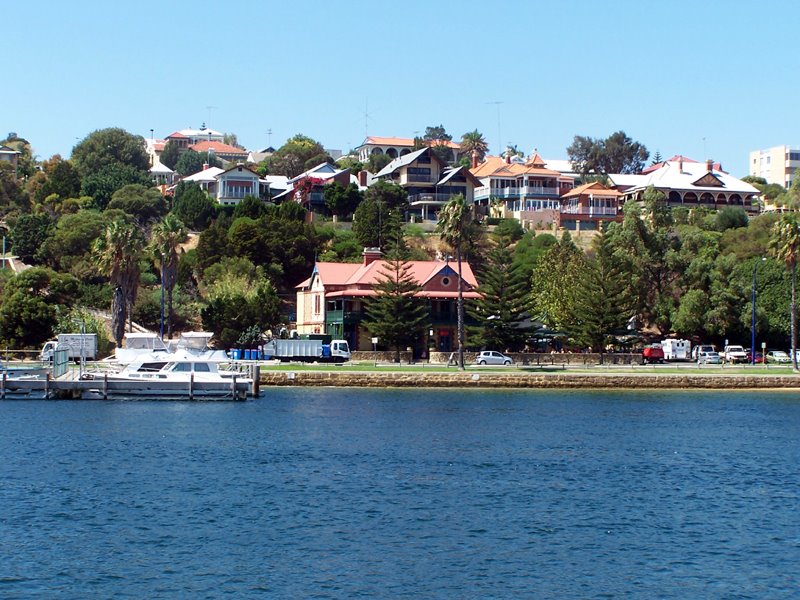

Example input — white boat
[113,333,170,364]
[167,332,230,362]
[90,350,253,400]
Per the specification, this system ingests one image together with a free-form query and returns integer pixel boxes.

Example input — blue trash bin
[244,349,252,360]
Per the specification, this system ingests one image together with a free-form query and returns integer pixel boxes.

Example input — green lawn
[258,362,798,376]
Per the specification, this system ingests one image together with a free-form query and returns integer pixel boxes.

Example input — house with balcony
[372,147,480,221]
[276,162,351,212]
[0,145,19,177]
[295,248,480,355]
[188,140,248,164]
[357,136,460,163]
[175,164,270,206]
[610,157,761,212]
[471,153,575,228]
[559,182,622,231]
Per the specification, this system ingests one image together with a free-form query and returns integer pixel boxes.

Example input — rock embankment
[260,371,800,390]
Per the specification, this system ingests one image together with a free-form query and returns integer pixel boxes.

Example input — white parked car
[723,345,748,364]
[697,350,722,365]
[475,351,513,366]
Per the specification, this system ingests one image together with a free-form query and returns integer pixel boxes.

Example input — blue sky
[3,0,796,175]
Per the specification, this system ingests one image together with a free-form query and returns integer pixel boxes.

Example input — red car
[642,345,665,365]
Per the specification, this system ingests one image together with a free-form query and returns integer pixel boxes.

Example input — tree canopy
[567,130,649,176]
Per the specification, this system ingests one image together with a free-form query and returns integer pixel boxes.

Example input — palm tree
[769,213,800,371]
[92,219,144,347]
[436,194,474,370]
[460,130,489,164]
[150,214,188,339]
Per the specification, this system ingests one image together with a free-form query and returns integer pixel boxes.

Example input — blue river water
[1,388,799,599]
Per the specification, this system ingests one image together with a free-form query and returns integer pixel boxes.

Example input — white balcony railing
[474,185,560,200]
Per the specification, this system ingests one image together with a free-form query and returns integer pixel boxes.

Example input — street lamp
[751,257,766,365]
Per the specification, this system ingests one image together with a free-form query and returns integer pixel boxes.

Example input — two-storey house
[372,147,480,221]
[295,248,480,356]
[471,153,574,228]
[559,182,623,231]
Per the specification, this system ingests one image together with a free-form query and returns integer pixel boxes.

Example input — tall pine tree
[530,230,585,331]
[569,227,634,360]
[363,224,429,363]
[468,229,530,351]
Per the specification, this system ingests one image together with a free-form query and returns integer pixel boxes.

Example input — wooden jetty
[0,364,259,401]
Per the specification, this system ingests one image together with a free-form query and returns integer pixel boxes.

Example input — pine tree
[530,230,585,331]
[363,231,429,363]
[468,229,530,351]
[569,227,635,361]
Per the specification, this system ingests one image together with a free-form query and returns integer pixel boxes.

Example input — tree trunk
[457,244,465,370]
[793,262,797,372]
[167,287,174,339]
[111,286,126,348]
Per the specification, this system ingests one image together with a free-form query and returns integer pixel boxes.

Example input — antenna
[486,101,503,156]
[266,128,272,147]
[205,105,218,128]
[702,136,707,158]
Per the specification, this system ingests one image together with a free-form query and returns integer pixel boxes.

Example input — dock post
[1,371,5,399]
[103,373,108,401]
[189,373,194,401]
[44,374,50,399]
[232,374,237,400]
[251,364,260,397]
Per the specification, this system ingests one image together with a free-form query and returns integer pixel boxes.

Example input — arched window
[700,192,714,204]
[668,191,681,203]
[684,192,698,203]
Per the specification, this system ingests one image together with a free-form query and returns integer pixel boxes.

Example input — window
[194,363,211,372]
[407,167,431,175]
[314,295,321,314]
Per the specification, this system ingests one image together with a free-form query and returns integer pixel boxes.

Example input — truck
[642,344,665,365]
[40,334,98,362]
[723,345,748,364]
[261,338,351,363]
[662,338,691,361]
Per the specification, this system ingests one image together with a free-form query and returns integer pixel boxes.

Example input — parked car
[765,350,791,364]
[475,351,513,366]
[723,345,748,364]
[642,344,665,365]
[697,350,722,365]
[692,344,716,361]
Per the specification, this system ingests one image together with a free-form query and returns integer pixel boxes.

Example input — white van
[662,339,691,361]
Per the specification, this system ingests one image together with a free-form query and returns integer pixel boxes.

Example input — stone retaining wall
[260,370,800,390]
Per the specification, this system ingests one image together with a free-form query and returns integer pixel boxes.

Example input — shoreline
[259,370,800,390]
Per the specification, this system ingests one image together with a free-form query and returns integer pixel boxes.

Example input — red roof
[189,141,248,155]
[166,131,188,139]
[299,259,479,291]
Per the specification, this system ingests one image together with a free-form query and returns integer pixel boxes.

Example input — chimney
[678,157,683,173]
[362,247,382,265]
[505,150,511,164]
[706,159,713,172]
[202,163,209,170]
[471,149,479,169]
[358,169,368,187]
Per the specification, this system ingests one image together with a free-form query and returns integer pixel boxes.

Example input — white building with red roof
[357,135,461,163]
[296,248,480,353]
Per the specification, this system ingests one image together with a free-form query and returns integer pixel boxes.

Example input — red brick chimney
[471,149,480,169]
[202,163,209,170]
[505,150,511,164]
[706,159,713,172]
[362,247,382,265]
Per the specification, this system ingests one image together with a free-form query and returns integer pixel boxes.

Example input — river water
[1,389,799,598]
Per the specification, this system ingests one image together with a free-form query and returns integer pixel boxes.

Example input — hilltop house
[357,136,461,164]
[0,145,19,177]
[372,147,480,221]
[274,162,351,212]
[610,157,761,212]
[559,182,623,231]
[471,153,575,228]
[295,248,480,356]
[177,164,270,206]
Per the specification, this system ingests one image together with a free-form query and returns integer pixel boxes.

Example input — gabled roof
[181,166,225,183]
[0,145,20,154]
[219,164,261,178]
[189,141,248,155]
[438,165,482,187]
[374,147,445,178]
[561,181,621,199]
[288,162,348,184]
[470,155,562,179]
[609,161,759,195]
[150,162,174,174]
[362,136,460,150]
[299,259,479,297]
[641,155,725,174]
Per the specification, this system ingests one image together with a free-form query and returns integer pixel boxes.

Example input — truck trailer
[40,334,98,361]
[261,338,351,363]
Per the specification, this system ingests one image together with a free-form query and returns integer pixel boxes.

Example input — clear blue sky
[3,0,797,175]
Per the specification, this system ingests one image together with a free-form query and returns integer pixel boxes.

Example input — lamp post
[160,253,165,340]
[751,257,766,365]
